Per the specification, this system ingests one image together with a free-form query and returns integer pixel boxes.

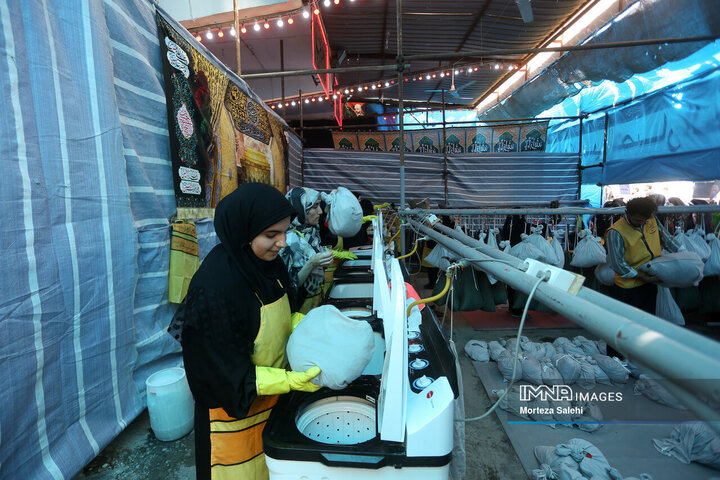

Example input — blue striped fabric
[296,149,580,206]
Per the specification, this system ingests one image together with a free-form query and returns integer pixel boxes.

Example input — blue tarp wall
[0,1,298,478]
[545,42,720,207]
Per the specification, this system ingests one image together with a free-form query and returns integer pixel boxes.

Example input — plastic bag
[656,286,685,325]
[287,305,374,390]
[594,262,616,286]
[638,251,704,287]
[703,233,720,276]
[540,359,564,386]
[570,229,607,268]
[322,187,363,237]
[488,341,506,361]
[496,350,522,382]
[520,352,543,385]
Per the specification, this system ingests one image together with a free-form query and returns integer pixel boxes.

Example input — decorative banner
[444,128,466,154]
[412,130,441,153]
[520,122,548,151]
[332,131,359,150]
[357,132,385,152]
[493,126,520,152]
[386,133,411,153]
[467,127,493,153]
[157,13,288,213]
[345,102,366,118]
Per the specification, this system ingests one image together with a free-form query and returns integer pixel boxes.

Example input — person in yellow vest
[175,183,321,480]
[280,187,334,314]
[606,196,682,315]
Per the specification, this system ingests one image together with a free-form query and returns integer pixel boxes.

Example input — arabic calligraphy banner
[332,123,547,154]
[157,13,289,214]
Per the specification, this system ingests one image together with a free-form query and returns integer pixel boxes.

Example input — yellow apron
[208,287,291,480]
[608,217,662,289]
[299,291,322,314]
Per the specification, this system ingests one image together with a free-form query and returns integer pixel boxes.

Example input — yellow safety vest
[608,217,662,289]
[208,286,291,480]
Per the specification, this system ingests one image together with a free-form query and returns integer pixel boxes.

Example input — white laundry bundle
[322,186,363,237]
[592,354,629,384]
[287,305,374,390]
[549,226,565,268]
[508,233,545,261]
[570,229,607,268]
[656,286,685,325]
[464,340,489,362]
[594,261,616,286]
[686,227,711,262]
[637,251,704,287]
[653,422,720,470]
[703,233,720,276]
[634,374,687,410]
[500,240,511,253]
[552,353,582,384]
[527,225,560,265]
[487,227,500,249]
[423,244,458,271]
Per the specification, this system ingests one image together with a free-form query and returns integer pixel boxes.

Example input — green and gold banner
[332,123,547,153]
[157,13,289,215]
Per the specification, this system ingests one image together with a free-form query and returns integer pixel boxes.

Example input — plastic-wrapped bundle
[574,355,597,390]
[464,340,489,362]
[488,340,506,361]
[540,359,564,386]
[638,251,704,287]
[656,286,685,325]
[595,339,607,355]
[572,335,601,356]
[592,354,629,384]
[570,229,607,268]
[634,374,687,410]
[686,227,711,262]
[502,336,523,353]
[553,354,582,384]
[520,352,543,385]
[527,225,559,265]
[703,233,720,276]
[322,187,363,237]
[594,261,616,286]
[653,422,720,470]
[553,337,586,356]
[508,234,545,261]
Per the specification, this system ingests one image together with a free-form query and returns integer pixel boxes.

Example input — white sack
[550,235,565,268]
[687,228,711,262]
[322,186,363,237]
[487,228,499,249]
[634,374,687,410]
[594,262,616,286]
[508,234,545,261]
[703,233,720,276]
[287,305,374,390]
[527,226,560,265]
[653,421,720,469]
[464,340,489,362]
[637,251,704,287]
[572,335,601,356]
[488,341,506,361]
[656,286,685,325]
[552,354,581,384]
[570,229,607,268]
[592,354,629,384]
[423,244,458,271]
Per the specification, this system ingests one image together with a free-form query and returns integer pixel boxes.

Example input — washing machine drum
[296,395,376,445]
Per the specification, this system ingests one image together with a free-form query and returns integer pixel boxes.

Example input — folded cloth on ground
[287,304,374,390]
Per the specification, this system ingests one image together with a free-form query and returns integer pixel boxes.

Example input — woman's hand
[310,250,334,268]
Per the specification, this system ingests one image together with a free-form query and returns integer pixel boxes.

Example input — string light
[371,84,376,89]
[494,64,500,69]
[318,96,323,102]
[333,0,340,4]
[263,20,270,29]
[311,97,316,102]
[313,7,320,15]
[303,8,310,18]
[384,82,390,87]
[344,88,349,94]
[241,25,247,34]
[230,27,236,36]
[287,17,294,24]
[333,94,338,99]
[195,34,202,41]
[217,29,224,38]
[305,98,310,103]
[253,22,261,31]
[291,100,296,106]
[205,31,213,40]
[323,0,331,6]
[276,18,284,27]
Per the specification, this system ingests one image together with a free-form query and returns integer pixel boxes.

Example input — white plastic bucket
[146,367,194,441]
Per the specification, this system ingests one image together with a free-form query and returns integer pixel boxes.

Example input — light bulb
[313,7,320,14]
[287,17,294,24]
[303,9,310,18]
[205,31,213,39]
[241,25,247,34]
[291,101,296,106]
[253,23,260,31]
[305,99,310,103]
[324,0,331,6]
[195,34,202,41]
[217,30,224,38]
[277,18,284,27]
[263,21,270,29]
[230,27,236,36]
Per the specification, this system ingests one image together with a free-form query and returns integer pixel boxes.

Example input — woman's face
[251,216,291,261]
[306,201,322,226]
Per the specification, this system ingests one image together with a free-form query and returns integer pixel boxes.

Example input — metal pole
[400,204,720,216]
[441,89,448,206]
[299,116,577,129]
[240,63,410,79]
[280,39,285,117]
[397,0,406,255]
[299,89,304,186]
[233,0,241,75]
[577,116,583,200]
[410,220,720,408]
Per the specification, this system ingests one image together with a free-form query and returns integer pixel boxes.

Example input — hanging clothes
[177,183,297,480]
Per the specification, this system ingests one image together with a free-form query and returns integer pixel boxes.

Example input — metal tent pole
[397,0,406,255]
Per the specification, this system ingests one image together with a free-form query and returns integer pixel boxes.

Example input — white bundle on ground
[595,261,616,286]
[540,359,564,386]
[574,355,597,390]
[509,234,545,261]
[496,350,522,382]
[653,422,720,470]
[573,335,601,356]
[704,233,720,276]
[464,340,489,362]
[686,227,712,262]
[656,286,685,325]
[520,337,548,359]
[586,356,612,385]
[520,352,544,385]
[488,340,506,361]
[527,225,560,266]
[592,354,630,384]
[496,386,529,420]
[553,354,582,384]
[634,374,687,410]
[321,186,363,237]
[553,337,587,356]
[557,439,622,479]
[287,305,374,390]
[638,251,704,287]
[534,445,583,479]
[570,229,607,268]
[572,401,605,433]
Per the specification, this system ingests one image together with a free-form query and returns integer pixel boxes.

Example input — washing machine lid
[376,258,408,443]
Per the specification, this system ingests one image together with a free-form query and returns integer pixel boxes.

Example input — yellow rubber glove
[373,202,390,210]
[290,312,305,331]
[332,250,358,260]
[256,366,322,395]
[362,215,378,223]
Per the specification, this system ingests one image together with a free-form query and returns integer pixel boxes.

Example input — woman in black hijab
[176,183,321,480]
